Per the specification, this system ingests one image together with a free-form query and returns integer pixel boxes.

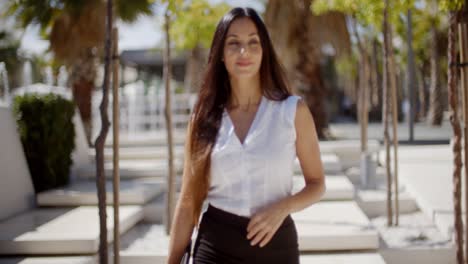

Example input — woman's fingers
[259,231,274,248]
[247,214,263,233]
[247,219,266,240]
[259,221,281,247]
[246,203,289,247]
[250,226,269,246]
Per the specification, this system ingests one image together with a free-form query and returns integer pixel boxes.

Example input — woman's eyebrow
[226,32,259,38]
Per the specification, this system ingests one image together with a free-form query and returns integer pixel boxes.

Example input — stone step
[104,131,187,148]
[355,187,418,218]
[300,253,386,264]
[0,256,97,264]
[143,176,355,223]
[76,159,184,179]
[104,135,379,159]
[37,179,166,207]
[0,252,387,264]
[0,206,143,255]
[434,212,466,240]
[292,201,379,251]
[372,211,455,264]
[346,166,386,185]
[78,153,340,180]
[319,140,381,169]
[394,145,465,239]
[294,154,343,174]
[92,146,185,161]
[119,201,379,263]
[145,202,378,251]
[293,175,354,201]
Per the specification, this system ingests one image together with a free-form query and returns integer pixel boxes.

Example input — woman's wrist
[280,198,294,216]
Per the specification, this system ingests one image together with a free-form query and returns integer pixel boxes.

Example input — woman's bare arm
[167,122,196,264]
[246,98,326,247]
[284,98,326,213]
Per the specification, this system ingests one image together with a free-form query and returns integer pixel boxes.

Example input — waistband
[204,204,293,229]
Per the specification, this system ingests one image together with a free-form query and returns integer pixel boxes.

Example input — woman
[168,7,325,264]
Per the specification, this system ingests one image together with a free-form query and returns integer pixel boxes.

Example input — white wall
[0,105,35,221]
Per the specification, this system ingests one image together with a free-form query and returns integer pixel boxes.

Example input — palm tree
[4,0,154,144]
[264,0,350,139]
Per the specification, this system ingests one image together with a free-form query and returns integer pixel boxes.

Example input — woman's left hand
[246,200,291,247]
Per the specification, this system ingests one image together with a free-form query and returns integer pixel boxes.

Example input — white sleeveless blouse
[206,95,301,217]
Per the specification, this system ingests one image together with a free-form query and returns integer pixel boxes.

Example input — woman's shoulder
[267,94,304,126]
[282,94,303,109]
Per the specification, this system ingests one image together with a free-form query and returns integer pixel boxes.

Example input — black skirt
[193,204,299,264]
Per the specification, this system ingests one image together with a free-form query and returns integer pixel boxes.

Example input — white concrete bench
[145,174,355,224]
[37,178,166,206]
[90,145,185,161]
[104,131,187,148]
[300,253,386,264]
[0,206,142,255]
[395,145,464,239]
[294,153,343,174]
[292,201,379,251]
[0,256,97,264]
[293,175,354,201]
[76,159,184,179]
[319,140,381,169]
[118,201,379,263]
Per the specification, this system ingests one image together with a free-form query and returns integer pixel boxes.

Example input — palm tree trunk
[94,0,113,263]
[448,10,464,264]
[164,9,176,236]
[265,0,330,139]
[294,0,328,139]
[70,48,97,145]
[383,0,393,227]
[428,20,443,126]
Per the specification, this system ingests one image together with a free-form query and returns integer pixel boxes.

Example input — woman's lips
[236,61,253,67]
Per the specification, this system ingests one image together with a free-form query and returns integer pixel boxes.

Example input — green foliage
[116,0,155,22]
[335,53,359,79]
[13,93,76,193]
[439,0,464,11]
[312,0,411,32]
[169,0,230,50]
[393,2,446,67]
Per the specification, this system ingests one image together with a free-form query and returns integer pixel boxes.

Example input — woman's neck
[228,75,262,110]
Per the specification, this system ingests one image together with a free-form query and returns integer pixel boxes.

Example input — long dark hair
[188,7,291,225]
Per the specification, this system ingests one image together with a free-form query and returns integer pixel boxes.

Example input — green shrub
[13,93,76,193]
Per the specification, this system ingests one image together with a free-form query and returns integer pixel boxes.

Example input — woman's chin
[231,69,259,78]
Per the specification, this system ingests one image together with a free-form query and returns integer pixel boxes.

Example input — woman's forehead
[226,18,259,37]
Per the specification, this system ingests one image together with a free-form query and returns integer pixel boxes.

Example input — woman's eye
[249,40,260,45]
[228,42,240,46]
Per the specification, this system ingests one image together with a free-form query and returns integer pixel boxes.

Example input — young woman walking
[168,7,326,264]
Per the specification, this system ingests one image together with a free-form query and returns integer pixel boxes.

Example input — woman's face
[222,17,263,79]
